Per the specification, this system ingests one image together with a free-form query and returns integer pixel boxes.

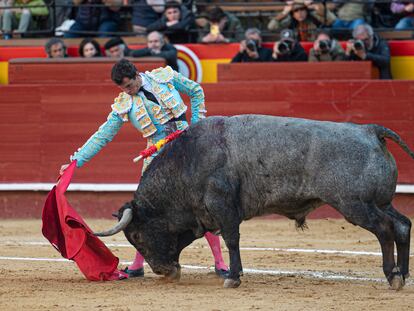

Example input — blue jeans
[64,20,119,38]
[332,18,365,30]
[395,17,414,30]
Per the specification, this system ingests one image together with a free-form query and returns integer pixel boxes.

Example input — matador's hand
[59,163,70,175]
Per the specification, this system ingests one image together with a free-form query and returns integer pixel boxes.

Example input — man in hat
[104,37,130,58]
[272,29,308,62]
[268,0,336,41]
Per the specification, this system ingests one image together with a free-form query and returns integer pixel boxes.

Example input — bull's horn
[94,208,133,237]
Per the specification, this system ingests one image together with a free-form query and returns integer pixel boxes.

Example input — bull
[95,115,413,289]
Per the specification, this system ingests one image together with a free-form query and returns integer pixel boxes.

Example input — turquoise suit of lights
[71,66,206,172]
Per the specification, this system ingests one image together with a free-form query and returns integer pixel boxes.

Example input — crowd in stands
[44,29,180,71]
[1,0,410,80]
[1,1,414,40]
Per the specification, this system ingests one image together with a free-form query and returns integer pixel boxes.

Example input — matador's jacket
[71,66,206,173]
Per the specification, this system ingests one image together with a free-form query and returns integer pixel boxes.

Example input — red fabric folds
[41,161,127,281]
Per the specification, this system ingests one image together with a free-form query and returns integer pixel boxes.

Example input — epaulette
[111,92,132,121]
[146,66,174,83]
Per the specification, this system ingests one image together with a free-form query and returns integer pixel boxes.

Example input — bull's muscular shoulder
[111,92,132,120]
[146,66,174,83]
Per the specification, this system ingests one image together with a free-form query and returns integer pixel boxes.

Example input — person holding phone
[231,28,272,62]
[199,6,244,43]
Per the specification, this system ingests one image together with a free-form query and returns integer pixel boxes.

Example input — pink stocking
[204,232,228,270]
[128,251,145,270]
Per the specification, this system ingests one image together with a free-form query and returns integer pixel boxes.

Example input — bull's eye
[130,232,144,246]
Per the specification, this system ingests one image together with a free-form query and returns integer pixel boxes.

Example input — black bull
[96,115,413,289]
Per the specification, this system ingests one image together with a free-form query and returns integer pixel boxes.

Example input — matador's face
[119,74,142,96]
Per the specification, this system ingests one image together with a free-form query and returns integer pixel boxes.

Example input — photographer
[272,29,308,62]
[308,30,345,62]
[231,28,272,63]
[345,24,392,79]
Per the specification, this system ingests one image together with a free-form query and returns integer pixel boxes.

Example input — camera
[353,39,365,51]
[319,40,331,53]
[277,40,292,55]
[246,39,257,52]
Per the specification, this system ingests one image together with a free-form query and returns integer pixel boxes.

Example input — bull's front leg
[221,229,243,288]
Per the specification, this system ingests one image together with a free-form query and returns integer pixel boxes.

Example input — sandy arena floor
[1,218,414,311]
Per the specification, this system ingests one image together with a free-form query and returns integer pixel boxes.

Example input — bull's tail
[372,124,414,159]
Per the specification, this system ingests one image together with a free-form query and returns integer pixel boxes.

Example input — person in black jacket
[129,31,179,71]
[64,0,122,38]
[104,37,130,58]
[271,29,308,62]
[146,1,196,43]
[231,28,272,63]
[345,24,392,79]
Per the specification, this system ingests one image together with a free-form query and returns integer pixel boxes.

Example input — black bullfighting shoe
[123,267,144,277]
[215,267,230,279]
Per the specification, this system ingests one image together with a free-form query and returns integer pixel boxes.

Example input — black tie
[139,87,159,105]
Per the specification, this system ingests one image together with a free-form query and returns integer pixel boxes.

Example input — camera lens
[278,41,290,55]
[319,40,331,53]
[354,40,364,50]
[246,39,257,51]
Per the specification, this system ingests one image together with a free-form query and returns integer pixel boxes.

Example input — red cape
[42,161,127,281]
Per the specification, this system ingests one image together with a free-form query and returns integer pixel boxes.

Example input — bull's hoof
[390,274,405,291]
[164,265,181,282]
[389,267,405,291]
[223,278,241,288]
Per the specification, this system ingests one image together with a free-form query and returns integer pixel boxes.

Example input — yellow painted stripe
[0,62,8,85]
[391,56,414,80]
[200,58,231,83]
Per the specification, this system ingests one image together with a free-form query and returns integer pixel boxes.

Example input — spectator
[272,29,307,62]
[147,0,195,43]
[199,6,244,43]
[129,30,178,71]
[0,0,6,31]
[53,0,72,29]
[131,0,164,35]
[1,0,48,40]
[345,24,392,79]
[78,38,102,57]
[268,0,336,41]
[45,37,67,58]
[391,1,414,30]
[308,29,345,62]
[64,0,122,38]
[231,28,272,63]
[371,2,398,28]
[104,37,129,58]
[329,0,374,30]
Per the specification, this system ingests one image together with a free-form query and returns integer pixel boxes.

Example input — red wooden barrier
[1,80,414,184]
[217,62,374,81]
[8,57,165,84]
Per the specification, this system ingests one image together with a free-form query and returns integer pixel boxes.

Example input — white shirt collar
[139,73,151,92]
